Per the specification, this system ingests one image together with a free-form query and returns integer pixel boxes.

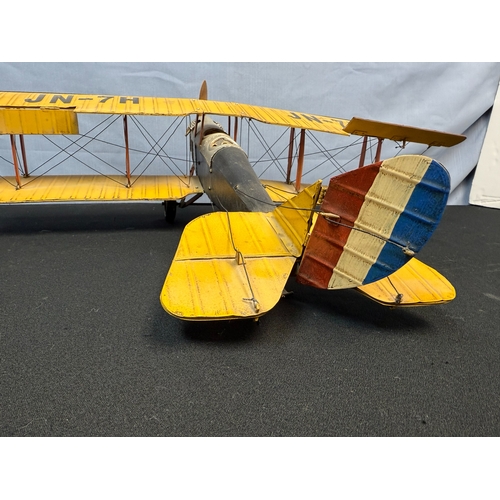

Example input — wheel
[163,200,177,223]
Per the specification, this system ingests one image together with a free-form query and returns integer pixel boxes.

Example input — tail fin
[271,180,323,255]
[296,155,450,289]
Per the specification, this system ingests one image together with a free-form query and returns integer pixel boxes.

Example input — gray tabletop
[1,203,499,436]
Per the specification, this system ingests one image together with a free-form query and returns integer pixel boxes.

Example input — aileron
[0,108,79,135]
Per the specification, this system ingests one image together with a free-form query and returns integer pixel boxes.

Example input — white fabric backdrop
[1,62,499,204]
[470,80,500,208]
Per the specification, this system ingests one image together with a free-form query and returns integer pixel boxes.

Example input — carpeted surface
[1,203,499,436]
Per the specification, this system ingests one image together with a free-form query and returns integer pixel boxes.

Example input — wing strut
[19,135,29,178]
[286,127,295,184]
[295,129,306,191]
[8,135,30,189]
[233,116,239,142]
[123,115,132,187]
[358,136,385,168]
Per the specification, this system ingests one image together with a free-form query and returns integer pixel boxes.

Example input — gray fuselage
[189,117,274,213]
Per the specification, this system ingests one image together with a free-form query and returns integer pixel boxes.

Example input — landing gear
[163,200,177,224]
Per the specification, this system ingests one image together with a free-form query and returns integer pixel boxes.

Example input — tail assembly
[297,155,450,291]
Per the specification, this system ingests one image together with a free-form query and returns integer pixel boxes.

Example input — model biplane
[0,81,466,321]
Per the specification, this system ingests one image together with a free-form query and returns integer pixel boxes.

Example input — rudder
[296,155,450,289]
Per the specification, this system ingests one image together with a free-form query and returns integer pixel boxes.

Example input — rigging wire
[303,130,350,175]
[0,154,13,166]
[247,120,289,179]
[19,115,126,188]
[243,120,371,184]
[0,152,25,186]
[4,114,193,190]
[0,174,17,188]
[126,116,181,186]
[43,135,129,186]
[386,275,404,304]
[23,114,121,177]
[315,137,368,180]
[56,134,126,175]
[126,115,193,187]
[66,134,187,164]
[128,115,188,178]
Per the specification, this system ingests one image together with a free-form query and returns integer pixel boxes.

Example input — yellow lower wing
[357,258,456,306]
[0,175,202,203]
[160,181,322,320]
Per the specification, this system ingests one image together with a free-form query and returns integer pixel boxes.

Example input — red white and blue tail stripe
[297,155,450,289]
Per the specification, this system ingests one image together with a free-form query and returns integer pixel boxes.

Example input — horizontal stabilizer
[297,155,450,290]
[161,182,322,320]
[357,258,456,306]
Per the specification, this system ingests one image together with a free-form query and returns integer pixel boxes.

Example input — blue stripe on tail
[363,160,450,284]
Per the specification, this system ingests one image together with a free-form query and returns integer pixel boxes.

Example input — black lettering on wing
[302,114,322,124]
[25,94,46,103]
[50,95,74,104]
[119,97,139,104]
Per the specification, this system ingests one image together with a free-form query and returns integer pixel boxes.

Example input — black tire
[163,200,177,223]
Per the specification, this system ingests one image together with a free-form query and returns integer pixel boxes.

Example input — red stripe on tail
[297,162,382,288]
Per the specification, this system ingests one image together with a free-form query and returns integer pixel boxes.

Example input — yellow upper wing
[0,91,349,136]
[0,92,465,146]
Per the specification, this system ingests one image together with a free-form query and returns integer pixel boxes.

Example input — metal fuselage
[189,117,274,212]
